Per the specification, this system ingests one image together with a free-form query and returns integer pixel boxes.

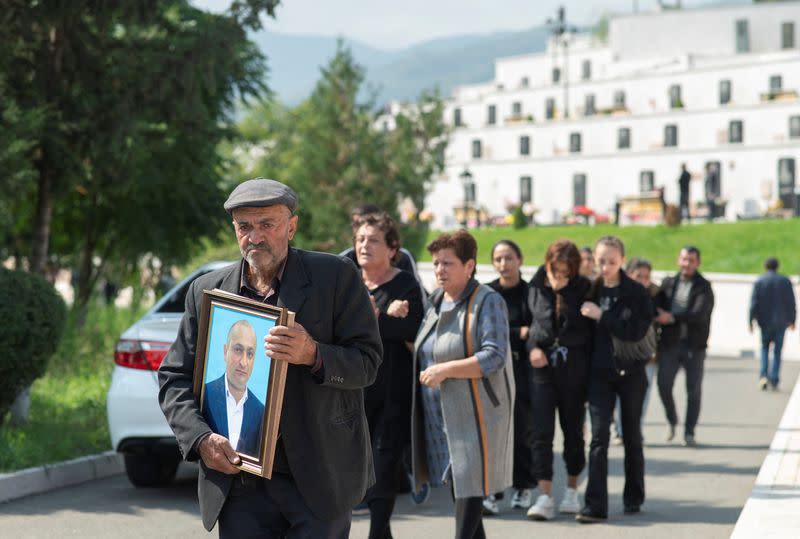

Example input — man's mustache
[246,243,271,254]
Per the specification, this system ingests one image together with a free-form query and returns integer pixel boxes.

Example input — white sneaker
[559,487,581,514]
[526,494,555,521]
[510,489,532,509]
[482,495,500,516]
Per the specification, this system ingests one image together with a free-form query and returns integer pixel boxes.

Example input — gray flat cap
[224,178,298,214]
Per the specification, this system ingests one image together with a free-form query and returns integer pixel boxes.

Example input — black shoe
[575,507,607,524]
[624,505,640,514]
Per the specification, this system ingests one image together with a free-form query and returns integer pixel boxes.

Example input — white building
[428,1,800,228]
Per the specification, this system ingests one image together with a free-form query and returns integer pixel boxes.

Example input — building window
[454,108,462,126]
[729,120,744,143]
[719,80,732,105]
[573,174,587,207]
[778,158,796,210]
[520,76,529,88]
[520,176,532,204]
[545,98,555,120]
[584,94,596,116]
[552,68,561,84]
[512,102,522,117]
[669,84,683,108]
[770,75,783,92]
[520,136,530,156]
[789,116,800,138]
[782,22,795,49]
[464,181,476,204]
[614,90,626,108]
[381,120,389,132]
[664,124,678,147]
[471,139,482,159]
[569,133,582,153]
[618,127,631,149]
[736,19,750,53]
[487,105,496,125]
[640,170,655,193]
[582,60,591,80]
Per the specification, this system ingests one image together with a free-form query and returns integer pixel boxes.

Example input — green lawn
[417,219,800,274]
[0,303,146,472]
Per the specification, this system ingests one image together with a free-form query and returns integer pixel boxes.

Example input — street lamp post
[459,168,473,228]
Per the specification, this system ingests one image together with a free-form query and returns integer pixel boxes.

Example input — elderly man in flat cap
[159,178,382,538]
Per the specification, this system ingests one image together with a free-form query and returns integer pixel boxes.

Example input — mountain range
[251,26,552,106]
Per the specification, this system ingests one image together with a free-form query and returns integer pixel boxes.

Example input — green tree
[1,0,278,307]
[239,42,449,253]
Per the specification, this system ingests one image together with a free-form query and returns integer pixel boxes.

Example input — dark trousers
[657,343,706,436]
[512,355,536,488]
[530,356,587,481]
[585,367,647,515]
[679,194,689,220]
[218,472,351,539]
[760,325,786,387]
[454,497,485,539]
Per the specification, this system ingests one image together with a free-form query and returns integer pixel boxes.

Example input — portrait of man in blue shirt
[202,319,265,457]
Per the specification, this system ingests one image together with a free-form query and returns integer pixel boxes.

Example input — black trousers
[530,356,587,481]
[657,343,706,437]
[454,497,486,539]
[218,472,351,539]
[511,354,536,488]
[585,367,648,516]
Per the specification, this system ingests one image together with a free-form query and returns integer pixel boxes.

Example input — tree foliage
[1,0,278,307]
[237,42,449,253]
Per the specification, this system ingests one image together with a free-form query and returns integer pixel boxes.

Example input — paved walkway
[350,357,798,539]
[0,357,796,538]
[732,368,800,538]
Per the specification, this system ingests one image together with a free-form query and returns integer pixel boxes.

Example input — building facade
[428,1,800,228]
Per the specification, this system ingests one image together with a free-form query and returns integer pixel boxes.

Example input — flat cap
[224,178,298,214]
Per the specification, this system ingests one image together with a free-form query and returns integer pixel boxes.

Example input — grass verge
[418,219,800,274]
[0,302,146,472]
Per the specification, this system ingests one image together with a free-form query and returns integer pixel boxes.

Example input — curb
[0,451,123,504]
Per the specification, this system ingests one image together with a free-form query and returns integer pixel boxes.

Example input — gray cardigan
[411,280,515,498]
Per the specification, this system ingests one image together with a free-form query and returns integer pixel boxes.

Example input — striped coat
[411,280,515,498]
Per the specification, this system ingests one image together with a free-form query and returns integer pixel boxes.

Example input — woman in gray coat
[412,230,515,539]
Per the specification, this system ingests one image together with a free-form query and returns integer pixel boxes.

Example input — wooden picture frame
[192,288,291,478]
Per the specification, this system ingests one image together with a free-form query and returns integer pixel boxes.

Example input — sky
[192,0,748,50]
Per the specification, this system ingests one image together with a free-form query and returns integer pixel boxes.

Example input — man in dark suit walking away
[749,257,796,391]
[158,178,383,538]
[202,320,265,457]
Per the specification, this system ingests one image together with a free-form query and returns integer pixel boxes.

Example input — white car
[107,261,232,486]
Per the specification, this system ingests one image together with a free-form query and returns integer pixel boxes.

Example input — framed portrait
[192,288,292,478]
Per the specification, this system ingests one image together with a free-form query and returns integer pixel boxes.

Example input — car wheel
[124,453,179,487]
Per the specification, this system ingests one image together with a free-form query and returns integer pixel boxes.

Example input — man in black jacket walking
[655,246,715,447]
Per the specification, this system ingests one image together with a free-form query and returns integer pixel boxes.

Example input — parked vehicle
[107,261,232,486]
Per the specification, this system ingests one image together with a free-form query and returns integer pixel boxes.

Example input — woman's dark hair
[427,229,478,277]
[580,246,593,256]
[490,239,523,262]
[544,239,581,279]
[626,257,652,273]
[352,212,401,264]
[595,235,625,258]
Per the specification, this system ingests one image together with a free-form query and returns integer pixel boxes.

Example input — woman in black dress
[483,240,535,514]
[354,212,424,539]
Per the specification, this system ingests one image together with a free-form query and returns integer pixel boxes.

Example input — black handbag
[611,325,657,363]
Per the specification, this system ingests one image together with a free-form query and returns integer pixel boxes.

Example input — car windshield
[155,270,215,313]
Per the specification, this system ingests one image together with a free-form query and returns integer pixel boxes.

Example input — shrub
[0,268,67,423]
[512,205,528,229]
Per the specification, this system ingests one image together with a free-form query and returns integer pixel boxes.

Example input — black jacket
[589,270,654,374]
[526,267,593,352]
[657,271,714,350]
[158,249,382,530]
